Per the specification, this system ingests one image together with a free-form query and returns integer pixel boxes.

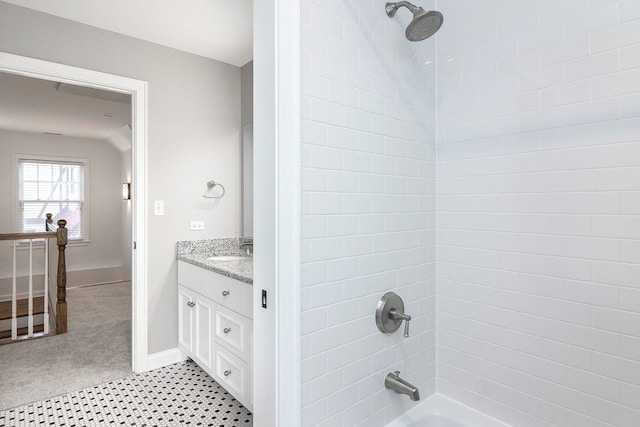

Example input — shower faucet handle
[375,292,412,338]
[390,309,412,337]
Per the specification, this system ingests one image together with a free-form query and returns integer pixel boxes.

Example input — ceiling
[0,72,132,145]
[1,0,253,67]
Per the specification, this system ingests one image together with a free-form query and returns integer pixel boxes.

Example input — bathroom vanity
[176,238,253,411]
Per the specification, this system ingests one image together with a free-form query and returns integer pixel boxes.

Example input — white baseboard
[65,266,129,288]
[0,289,46,303]
[0,267,128,300]
[144,347,183,372]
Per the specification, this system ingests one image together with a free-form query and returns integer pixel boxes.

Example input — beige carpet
[0,281,132,410]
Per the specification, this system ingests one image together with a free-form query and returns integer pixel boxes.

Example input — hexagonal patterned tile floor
[0,360,252,426]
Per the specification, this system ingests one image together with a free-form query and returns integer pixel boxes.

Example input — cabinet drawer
[178,261,251,318]
[215,346,251,409]
[215,304,252,361]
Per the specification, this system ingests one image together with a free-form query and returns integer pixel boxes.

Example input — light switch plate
[153,200,164,216]
[190,221,205,231]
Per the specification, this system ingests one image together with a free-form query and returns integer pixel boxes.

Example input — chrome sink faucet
[239,237,253,254]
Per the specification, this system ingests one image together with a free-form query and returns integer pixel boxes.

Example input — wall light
[122,182,131,200]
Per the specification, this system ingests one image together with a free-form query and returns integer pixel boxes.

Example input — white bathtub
[386,394,512,427]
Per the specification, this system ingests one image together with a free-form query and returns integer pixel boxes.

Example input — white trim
[130,63,149,374]
[253,0,301,425]
[146,347,183,371]
[276,0,301,425]
[0,51,149,373]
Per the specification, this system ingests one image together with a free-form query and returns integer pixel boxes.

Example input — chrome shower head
[385,1,444,42]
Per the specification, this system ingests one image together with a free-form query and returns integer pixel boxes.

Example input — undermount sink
[207,255,247,261]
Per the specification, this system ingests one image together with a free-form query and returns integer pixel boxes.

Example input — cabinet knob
[223,327,231,334]
[222,290,230,296]
[224,370,232,377]
[186,301,195,307]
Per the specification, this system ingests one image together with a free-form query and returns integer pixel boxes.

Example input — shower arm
[385,1,419,17]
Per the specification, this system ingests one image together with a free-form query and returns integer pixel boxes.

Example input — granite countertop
[176,238,253,285]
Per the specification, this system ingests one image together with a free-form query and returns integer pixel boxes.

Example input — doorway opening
[0,52,149,377]
[0,70,134,407]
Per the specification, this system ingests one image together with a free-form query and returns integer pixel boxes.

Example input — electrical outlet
[190,221,205,231]
[153,200,164,216]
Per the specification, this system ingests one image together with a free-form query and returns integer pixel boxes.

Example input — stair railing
[0,215,68,340]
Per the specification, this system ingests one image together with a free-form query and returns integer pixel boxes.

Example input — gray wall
[241,61,253,126]
[240,61,253,235]
[0,2,242,354]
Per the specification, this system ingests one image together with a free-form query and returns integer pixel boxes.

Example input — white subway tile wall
[301,0,438,425]
[301,0,640,426]
[437,1,640,426]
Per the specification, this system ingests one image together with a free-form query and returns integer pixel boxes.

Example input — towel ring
[203,180,225,199]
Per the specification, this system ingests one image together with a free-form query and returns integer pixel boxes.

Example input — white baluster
[28,239,33,337]
[11,239,17,341]
[44,239,49,335]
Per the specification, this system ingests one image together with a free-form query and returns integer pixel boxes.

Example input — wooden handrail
[0,232,56,241]
[0,214,59,240]
[0,217,68,336]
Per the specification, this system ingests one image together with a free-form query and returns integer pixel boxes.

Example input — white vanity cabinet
[177,261,253,410]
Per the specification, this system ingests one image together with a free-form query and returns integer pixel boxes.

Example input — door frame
[253,0,301,425]
[0,51,149,372]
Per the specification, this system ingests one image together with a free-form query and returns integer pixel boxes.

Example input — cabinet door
[178,285,193,354]
[193,295,214,372]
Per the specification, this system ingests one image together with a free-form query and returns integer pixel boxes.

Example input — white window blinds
[18,159,85,240]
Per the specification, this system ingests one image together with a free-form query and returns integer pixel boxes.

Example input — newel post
[56,219,68,334]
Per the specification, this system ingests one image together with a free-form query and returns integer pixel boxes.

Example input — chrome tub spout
[385,371,421,401]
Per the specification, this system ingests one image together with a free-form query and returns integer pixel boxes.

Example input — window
[18,158,86,241]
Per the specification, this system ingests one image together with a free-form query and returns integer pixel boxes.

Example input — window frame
[14,153,90,246]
